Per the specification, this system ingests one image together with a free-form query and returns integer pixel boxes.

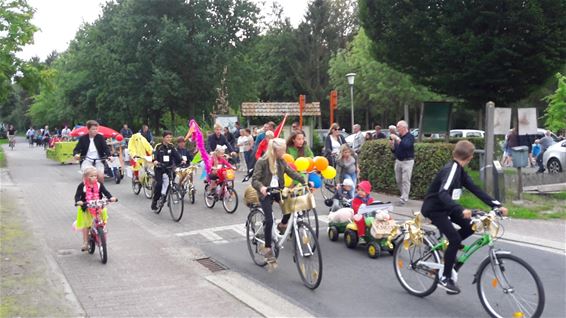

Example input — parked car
[450,129,485,138]
[410,128,444,139]
[543,140,566,173]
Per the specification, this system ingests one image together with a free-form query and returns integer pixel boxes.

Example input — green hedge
[420,137,484,170]
[359,140,454,199]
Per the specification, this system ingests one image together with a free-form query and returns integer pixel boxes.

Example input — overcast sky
[17,0,309,61]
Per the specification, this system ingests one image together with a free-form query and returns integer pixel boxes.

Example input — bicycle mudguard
[472,250,512,284]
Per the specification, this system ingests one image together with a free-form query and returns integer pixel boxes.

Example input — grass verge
[0,139,7,167]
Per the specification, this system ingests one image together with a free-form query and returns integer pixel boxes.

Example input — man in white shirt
[351,124,365,154]
[61,125,71,141]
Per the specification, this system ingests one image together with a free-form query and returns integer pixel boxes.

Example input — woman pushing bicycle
[251,138,306,264]
[74,167,117,251]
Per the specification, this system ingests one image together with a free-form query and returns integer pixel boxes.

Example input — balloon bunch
[282,154,337,188]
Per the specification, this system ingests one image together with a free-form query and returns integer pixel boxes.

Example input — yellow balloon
[294,157,309,171]
[321,166,337,179]
[284,174,293,187]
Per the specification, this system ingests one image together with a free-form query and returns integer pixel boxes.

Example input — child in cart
[329,178,355,212]
[352,180,375,242]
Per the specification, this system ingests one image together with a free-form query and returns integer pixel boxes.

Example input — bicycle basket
[244,185,260,207]
[279,188,316,215]
[224,169,235,181]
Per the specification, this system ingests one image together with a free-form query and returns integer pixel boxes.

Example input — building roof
[241,102,321,117]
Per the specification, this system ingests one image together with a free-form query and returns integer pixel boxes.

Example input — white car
[450,129,485,138]
[543,140,566,173]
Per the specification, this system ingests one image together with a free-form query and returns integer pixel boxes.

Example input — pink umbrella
[70,125,123,140]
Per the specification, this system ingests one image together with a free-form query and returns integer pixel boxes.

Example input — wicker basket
[244,185,260,207]
[279,190,316,215]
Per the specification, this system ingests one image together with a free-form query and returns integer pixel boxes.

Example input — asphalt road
[3,137,565,317]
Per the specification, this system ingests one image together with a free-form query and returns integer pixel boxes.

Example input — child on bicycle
[351,180,374,241]
[421,140,508,294]
[74,167,117,251]
[207,145,236,196]
[151,131,185,211]
[176,136,193,164]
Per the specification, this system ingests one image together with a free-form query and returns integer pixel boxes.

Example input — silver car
[543,140,566,173]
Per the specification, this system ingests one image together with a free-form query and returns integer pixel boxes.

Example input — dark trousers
[152,167,168,203]
[536,152,545,172]
[427,212,474,278]
[260,194,280,248]
[244,150,253,171]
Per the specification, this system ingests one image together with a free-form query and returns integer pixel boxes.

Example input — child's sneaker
[438,276,460,295]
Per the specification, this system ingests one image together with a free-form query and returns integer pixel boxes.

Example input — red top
[212,155,235,171]
[352,196,374,214]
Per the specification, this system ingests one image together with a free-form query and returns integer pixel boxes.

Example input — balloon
[282,153,294,163]
[321,166,337,179]
[116,134,124,142]
[295,157,309,171]
[284,174,293,187]
[306,157,315,172]
[308,172,322,188]
[314,156,329,171]
[288,162,297,171]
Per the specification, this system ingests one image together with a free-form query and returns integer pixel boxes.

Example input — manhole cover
[195,257,228,272]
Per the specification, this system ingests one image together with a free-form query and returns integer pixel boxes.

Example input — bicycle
[154,165,185,222]
[175,164,197,204]
[245,185,323,289]
[320,155,337,200]
[77,198,117,264]
[131,156,155,200]
[8,136,15,150]
[204,169,239,214]
[389,209,545,318]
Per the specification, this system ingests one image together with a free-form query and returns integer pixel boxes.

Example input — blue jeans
[341,173,357,198]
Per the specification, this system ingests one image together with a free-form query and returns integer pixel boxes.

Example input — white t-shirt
[331,136,341,154]
[86,138,100,160]
[237,136,246,152]
[61,128,71,137]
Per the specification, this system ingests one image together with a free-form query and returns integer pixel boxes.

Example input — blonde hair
[265,138,286,175]
[83,166,98,177]
[337,143,353,161]
[214,123,223,130]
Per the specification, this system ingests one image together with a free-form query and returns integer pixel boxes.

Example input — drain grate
[195,257,228,272]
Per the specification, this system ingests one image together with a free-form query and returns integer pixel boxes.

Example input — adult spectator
[536,130,555,173]
[351,124,365,154]
[286,131,314,159]
[254,121,275,148]
[237,128,254,171]
[365,132,373,141]
[372,125,386,139]
[139,124,154,144]
[224,127,236,149]
[336,144,359,198]
[518,133,535,167]
[207,123,235,154]
[388,125,397,139]
[120,124,133,139]
[61,125,71,141]
[233,122,241,139]
[390,120,415,205]
[504,128,519,167]
[73,120,112,182]
[324,123,346,166]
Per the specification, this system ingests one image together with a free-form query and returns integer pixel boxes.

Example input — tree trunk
[365,106,370,130]
[477,107,484,130]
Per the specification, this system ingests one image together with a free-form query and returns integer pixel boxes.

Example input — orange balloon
[313,156,329,171]
[307,157,315,172]
[282,153,294,163]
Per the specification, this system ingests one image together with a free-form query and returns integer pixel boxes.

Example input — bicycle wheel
[96,227,108,264]
[168,184,184,222]
[476,253,545,318]
[131,176,141,195]
[294,221,323,289]
[188,185,196,204]
[320,178,335,200]
[222,187,238,214]
[87,230,96,254]
[204,184,216,208]
[393,235,440,297]
[143,176,154,199]
[246,209,267,267]
[299,208,319,238]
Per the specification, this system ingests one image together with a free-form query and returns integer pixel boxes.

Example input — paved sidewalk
[376,192,566,252]
[0,139,311,317]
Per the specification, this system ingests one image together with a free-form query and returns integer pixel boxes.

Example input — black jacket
[74,182,113,203]
[207,133,235,153]
[324,134,346,158]
[153,143,182,169]
[73,134,111,159]
[421,160,501,218]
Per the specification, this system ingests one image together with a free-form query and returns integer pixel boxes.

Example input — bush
[420,137,484,170]
[359,140,454,199]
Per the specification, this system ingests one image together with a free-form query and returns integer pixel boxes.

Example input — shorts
[81,158,105,173]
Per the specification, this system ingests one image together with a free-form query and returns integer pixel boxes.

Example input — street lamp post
[346,73,356,132]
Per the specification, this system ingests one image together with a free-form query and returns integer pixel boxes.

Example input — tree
[329,29,441,128]
[359,0,566,108]
[0,0,37,102]
[543,73,566,132]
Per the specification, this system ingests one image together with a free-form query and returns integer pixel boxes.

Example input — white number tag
[452,189,462,200]
[163,155,170,162]
[182,155,187,161]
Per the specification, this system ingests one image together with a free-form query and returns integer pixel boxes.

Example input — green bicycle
[390,209,545,318]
